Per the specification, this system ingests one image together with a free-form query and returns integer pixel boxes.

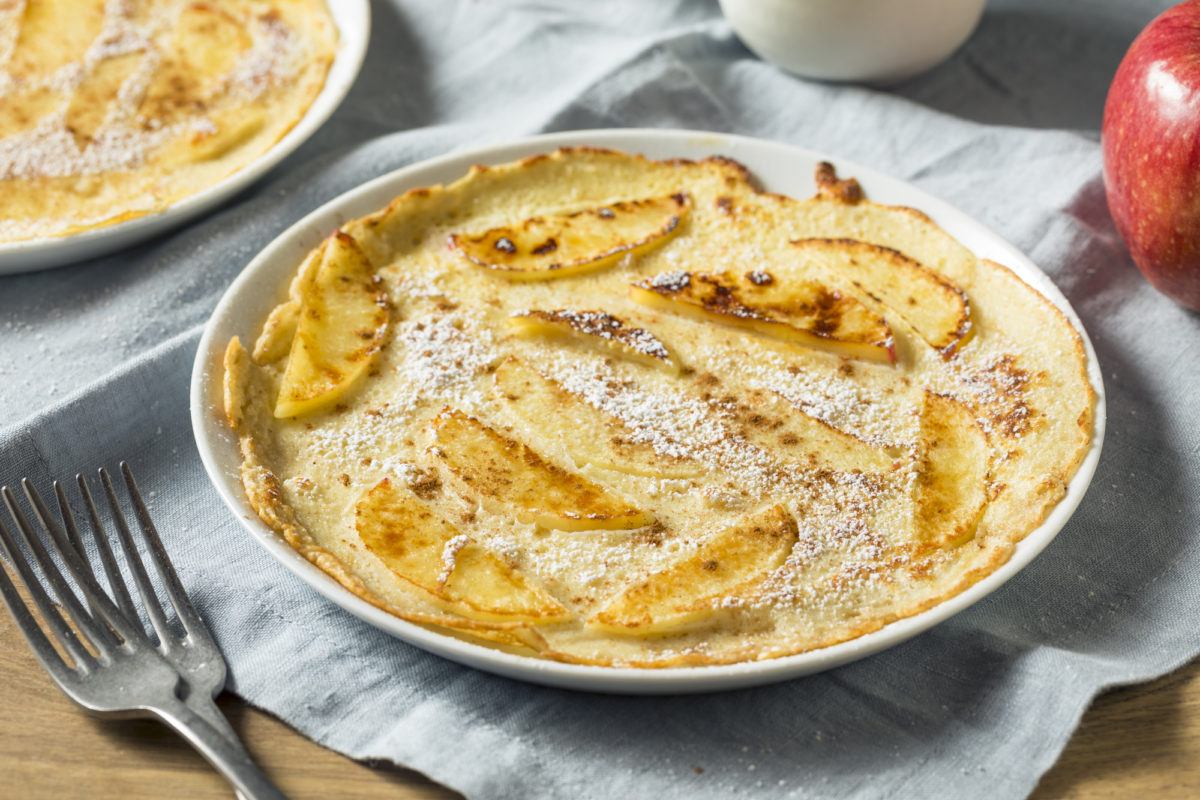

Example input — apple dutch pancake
[223,148,1094,667]
[0,0,336,243]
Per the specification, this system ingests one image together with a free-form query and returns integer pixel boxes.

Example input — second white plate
[191,129,1106,694]
[0,0,370,275]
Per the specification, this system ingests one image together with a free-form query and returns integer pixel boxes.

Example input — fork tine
[78,473,140,626]
[0,519,73,685]
[12,483,126,657]
[1,487,99,671]
[99,468,176,650]
[119,463,207,641]
[22,480,135,653]
[53,481,101,617]
[54,481,90,565]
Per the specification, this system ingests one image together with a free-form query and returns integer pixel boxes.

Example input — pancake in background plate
[222,148,1094,667]
[0,0,335,243]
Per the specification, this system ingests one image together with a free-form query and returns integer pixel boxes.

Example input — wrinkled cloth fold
[2,2,1197,798]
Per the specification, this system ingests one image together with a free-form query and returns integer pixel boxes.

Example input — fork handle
[153,699,287,800]
[183,693,255,800]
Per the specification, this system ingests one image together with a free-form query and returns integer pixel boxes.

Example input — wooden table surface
[2,612,1197,799]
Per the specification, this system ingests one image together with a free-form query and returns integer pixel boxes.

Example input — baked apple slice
[449,194,689,280]
[186,110,266,163]
[431,410,652,531]
[508,309,679,373]
[732,387,899,472]
[589,504,798,635]
[253,237,329,364]
[630,270,895,363]
[64,53,141,148]
[274,232,389,418]
[493,357,702,478]
[793,238,973,358]
[356,478,568,624]
[140,1,251,126]
[913,392,989,549]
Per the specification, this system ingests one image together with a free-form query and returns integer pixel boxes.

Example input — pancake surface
[223,148,1094,667]
[0,0,335,243]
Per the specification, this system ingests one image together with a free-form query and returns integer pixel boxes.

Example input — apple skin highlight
[1102,0,1200,311]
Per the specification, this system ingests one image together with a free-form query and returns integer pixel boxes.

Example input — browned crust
[814,161,864,204]
[758,165,942,232]
[975,258,1096,547]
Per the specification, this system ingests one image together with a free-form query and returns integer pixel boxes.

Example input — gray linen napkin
[3,2,1198,798]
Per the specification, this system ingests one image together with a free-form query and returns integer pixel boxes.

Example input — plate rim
[0,0,371,274]
[190,128,1107,694]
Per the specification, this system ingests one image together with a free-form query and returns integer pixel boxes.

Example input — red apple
[1102,0,1200,311]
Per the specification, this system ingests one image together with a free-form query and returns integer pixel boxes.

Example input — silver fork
[0,463,285,800]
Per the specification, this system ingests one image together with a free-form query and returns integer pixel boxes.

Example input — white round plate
[0,1,370,275]
[191,129,1106,694]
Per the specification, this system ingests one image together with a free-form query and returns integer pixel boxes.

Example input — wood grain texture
[0,612,1196,798]
[1033,657,1200,798]
[0,616,458,799]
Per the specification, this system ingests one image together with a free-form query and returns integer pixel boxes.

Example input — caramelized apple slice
[449,194,689,280]
[431,410,652,531]
[275,232,389,418]
[356,478,568,624]
[493,357,702,478]
[913,392,989,549]
[793,238,973,358]
[589,504,798,635]
[509,309,679,372]
[630,270,895,363]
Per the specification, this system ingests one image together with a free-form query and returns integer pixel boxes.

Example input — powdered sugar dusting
[437,534,470,585]
[647,269,690,292]
[705,348,904,447]
[542,355,788,497]
[392,312,497,416]
[227,11,306,99]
